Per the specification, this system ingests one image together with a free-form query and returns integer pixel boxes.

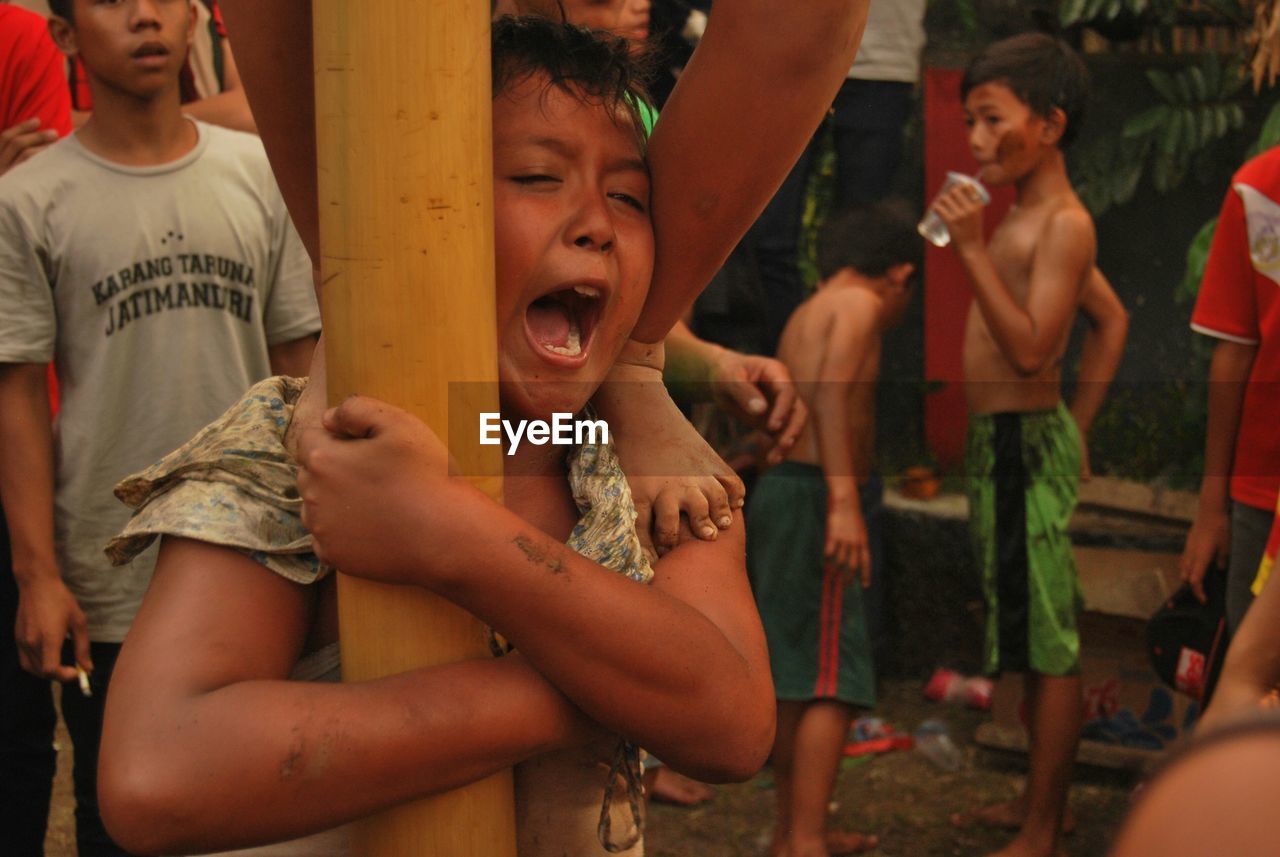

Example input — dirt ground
[645,679,1138,857]
[43,677,1137,857]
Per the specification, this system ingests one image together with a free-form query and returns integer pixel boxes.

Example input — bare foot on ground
[825,829,879,854]
[644,766,714,806]
[950,799,1076,834]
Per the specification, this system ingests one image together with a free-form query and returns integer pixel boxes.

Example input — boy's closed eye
[511,173,561,186]
[509,175,646,212]
[609,191,646,213]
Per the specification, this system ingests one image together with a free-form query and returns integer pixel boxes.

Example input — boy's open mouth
[524,283,603,361]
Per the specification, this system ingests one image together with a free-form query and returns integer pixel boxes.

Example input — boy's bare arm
[214,1,318,259]
[1180,339,1257,600]
[937,189,1095,375]
[632,0,870,342]
[297,397,775,780]
[1069,268,1128,477]
[808,293,879,582]
[664,320,805,452]
[100,538,594,855]
[1199,568,1280,733]
[0,119,59,176]
[218,0,871,339]
[0,363,91,682]
[267,334,319,378]
[180,38,257,134]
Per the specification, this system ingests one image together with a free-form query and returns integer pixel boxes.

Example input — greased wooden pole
[312,2,516,855]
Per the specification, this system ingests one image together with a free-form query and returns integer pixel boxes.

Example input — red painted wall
[922,67,1014,469]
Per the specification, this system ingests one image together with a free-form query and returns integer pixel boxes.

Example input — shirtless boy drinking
[748,201,920,857]
[929,33,1127,857]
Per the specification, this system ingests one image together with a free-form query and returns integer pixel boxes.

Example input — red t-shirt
[1191,146,1280,511]
[0,5,73,135]
[1,5,71,416]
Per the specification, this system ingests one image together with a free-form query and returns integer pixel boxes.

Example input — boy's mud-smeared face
[963,81,1051,187]
[493,74,653,420]
[56,0,195,101]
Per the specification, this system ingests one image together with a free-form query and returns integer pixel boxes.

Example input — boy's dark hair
[491,15,654,151]
[961,32,1089,148]
[817,200,923,283]
[48,0,73,20]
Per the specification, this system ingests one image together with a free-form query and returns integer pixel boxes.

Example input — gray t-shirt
[849,0,926,84]
[0,120,320,641]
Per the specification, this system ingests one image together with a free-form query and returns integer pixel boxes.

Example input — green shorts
[746,462,879,708]
[966,403,1082,677]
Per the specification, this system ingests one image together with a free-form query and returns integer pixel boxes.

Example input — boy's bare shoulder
[1044,197,1094,236]
[1028,195,1096,285]
[781,286,881,364]
[1036,196,1096,251]
[808,282,883,322]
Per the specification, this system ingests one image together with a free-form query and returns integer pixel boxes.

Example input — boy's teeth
[572,284,601,299]
[542,318,582,356]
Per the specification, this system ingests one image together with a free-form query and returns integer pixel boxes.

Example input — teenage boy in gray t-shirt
[0,1,319,852]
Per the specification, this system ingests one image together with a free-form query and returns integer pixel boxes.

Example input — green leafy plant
[1123,56,1247,192]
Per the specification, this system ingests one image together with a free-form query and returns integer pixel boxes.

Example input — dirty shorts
[966,403,1082,677]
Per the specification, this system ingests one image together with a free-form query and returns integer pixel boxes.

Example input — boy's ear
[887,262,915,288]
[1041,106,1068,147]
[47,15,78,57]
[184,1,198,47]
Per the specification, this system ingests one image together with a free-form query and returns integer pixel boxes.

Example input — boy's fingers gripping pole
[312,0,516,853]
[322,396,384,439]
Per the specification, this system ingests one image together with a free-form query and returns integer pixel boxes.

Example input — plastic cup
[917,171,991,248]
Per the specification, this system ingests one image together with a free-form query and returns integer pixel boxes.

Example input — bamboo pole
[312,2,516,854]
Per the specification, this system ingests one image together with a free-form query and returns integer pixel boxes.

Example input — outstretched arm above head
[215,1,318,259]
[632,0,870,342]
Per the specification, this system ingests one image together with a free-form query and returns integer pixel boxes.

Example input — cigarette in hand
[76,666,92,698]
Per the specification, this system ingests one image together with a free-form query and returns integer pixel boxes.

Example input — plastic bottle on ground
[914,718,963,772]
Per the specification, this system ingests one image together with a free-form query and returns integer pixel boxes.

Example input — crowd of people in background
[0,2,1278,857]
